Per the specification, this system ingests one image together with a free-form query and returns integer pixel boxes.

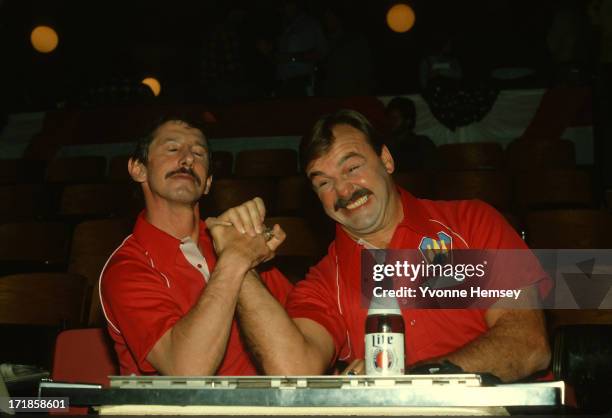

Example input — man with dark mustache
[165,166,201,185]
[234,109,551,382]
[334,188,371,212]
[99,115,293,376]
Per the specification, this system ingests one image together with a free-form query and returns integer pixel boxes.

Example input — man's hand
[342,359,365,375]
[207,219,285,270]
[218,197,266,237]
[420,286,550,382]
[207,197,286,262]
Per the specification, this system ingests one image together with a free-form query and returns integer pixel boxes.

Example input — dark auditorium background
[0,0,589,108]
[1,0,612,414]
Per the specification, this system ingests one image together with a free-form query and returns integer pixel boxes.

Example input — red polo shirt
[100,212,293,376]
[286,188,548,367]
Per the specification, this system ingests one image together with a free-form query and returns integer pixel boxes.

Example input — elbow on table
[263,359,327,376]
[159,362,218,376]
[525,332,552,377]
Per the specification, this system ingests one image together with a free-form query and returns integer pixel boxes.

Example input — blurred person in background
[385,97,438,170]
[257,0,328,97]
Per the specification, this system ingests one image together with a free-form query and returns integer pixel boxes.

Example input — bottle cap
[367,307,402,316]
[368,296,401,316]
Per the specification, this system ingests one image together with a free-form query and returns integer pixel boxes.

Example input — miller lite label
[364,306,405,376]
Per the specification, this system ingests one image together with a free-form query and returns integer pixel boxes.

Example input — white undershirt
[179,237,210,282]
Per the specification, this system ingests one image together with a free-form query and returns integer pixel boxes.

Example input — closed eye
[193,148,206,157]
[316,180,330,190]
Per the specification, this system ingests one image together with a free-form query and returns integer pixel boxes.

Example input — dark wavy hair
[300,109,384,171]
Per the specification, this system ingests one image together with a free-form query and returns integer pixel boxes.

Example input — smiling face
[130,120,212,207]
[306,124,402,240]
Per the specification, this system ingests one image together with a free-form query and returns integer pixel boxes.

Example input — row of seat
[442,139,576,171]
[0,149,299,185]
[206,169,602,220]
[2,208,612,326]
[0,139,579,185]
[0,168,600,222]
[0,215,331,327]
[0,273,89,328]
[395,168,597,212]
[0,183,143,221]
[190,139,579,175]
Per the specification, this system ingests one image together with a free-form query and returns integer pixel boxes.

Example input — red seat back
[52,328,118,415]
[52,328,118,386]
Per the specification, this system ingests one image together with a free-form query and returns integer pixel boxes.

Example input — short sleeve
[100,256,183,373]
[259,267,294,306]
[457,200,527,250]
[458,200,552,298]
[285,256,348,363]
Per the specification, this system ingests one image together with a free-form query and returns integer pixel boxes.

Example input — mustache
[165,167,201,185]
[334,188,372,211]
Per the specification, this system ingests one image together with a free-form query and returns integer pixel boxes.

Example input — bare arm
[146,228,273,375]
[425,287,551,382]
[216,197,336,375]
[237,273,335,375]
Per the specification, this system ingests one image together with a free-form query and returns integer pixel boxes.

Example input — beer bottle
[365,306,405,375]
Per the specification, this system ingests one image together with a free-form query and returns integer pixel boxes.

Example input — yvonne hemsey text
[373,286,523,300]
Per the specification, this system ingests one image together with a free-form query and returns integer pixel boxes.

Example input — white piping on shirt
[99,234,132,334]
[145,250,155,268]
[158,271,171,288]
[142,250,171,288]
[99,235,173,335]
[335,255,352,361]
[335,255,343,316]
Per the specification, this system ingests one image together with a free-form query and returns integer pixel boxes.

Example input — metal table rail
[38,375,564,415]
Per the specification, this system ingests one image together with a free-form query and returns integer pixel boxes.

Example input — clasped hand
[206,197,285,270]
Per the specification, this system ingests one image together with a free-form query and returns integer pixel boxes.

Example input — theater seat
[211,151,233,178]
[107,155,131,183]
[526,210,612,249]
[203,178,276,217]
[263,216,323,283]
[0,222,72,273]
[67,219,132,326]
[234,149,298,178]
[435,170,511,211]
[438,143,504,170]
[46,157,107,184]
[52,328,117,386]
[51,328,118,414]
[505,139,576,171]
[0,273,89,327]
[552,325,612,413]
[393,171,434,199]
[514,169,593,212]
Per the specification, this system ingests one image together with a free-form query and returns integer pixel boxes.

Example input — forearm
[237,272,331,375]
[151,258,248,375]
[435,310,550,382]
